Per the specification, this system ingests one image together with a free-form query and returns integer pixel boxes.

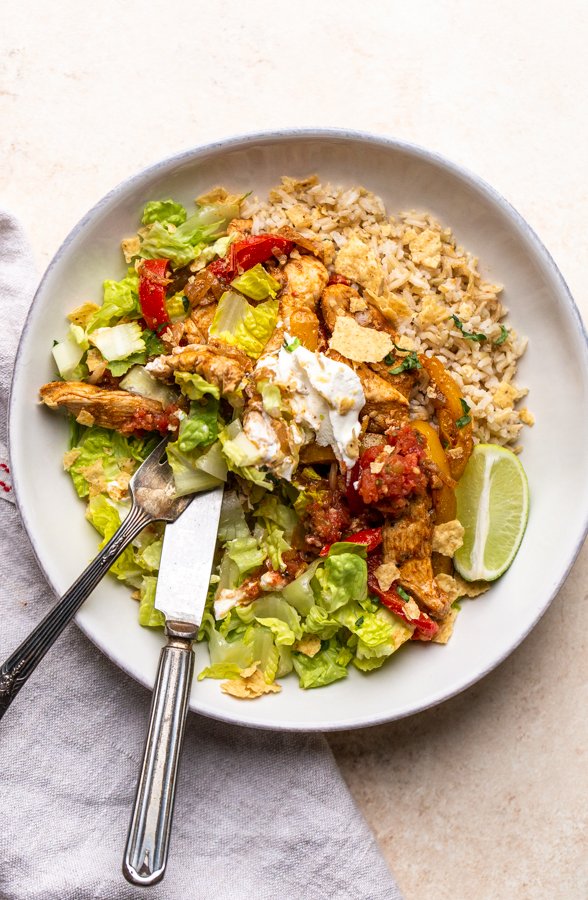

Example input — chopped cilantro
[456,397,472,428]
[397,585,411,602]
[451,315,487,342]
[386,350,422,375]
[494,325,509,345]
[182,295,190,313]
[355,616,364,627]
[284,336,301,353]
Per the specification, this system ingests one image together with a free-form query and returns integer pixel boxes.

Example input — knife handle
[123,622,196,887]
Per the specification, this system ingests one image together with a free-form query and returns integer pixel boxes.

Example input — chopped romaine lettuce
[142,199,187,227]
[302,604,340,639]
[218,491,250,542]
[166,440,227,497]
[138,575,165,628]
[231,263,280,300]
[218,420,274,489]
[65,425,156,499]
[225,535,266,578]
[259,380,282,417]
[139,199,237,268]
[89,322,145,362]
[52,324,89,381]
[292,638,350,689]
[209,291,278,359]
[87,269,140,331]
[282,560,322,616]
[178,398,219,452]
[174,371,220,401]
[315,553,368,613]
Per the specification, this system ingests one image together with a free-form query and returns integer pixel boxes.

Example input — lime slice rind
[454,444,529,582]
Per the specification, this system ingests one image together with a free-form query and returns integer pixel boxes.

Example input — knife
[123,484,224,887]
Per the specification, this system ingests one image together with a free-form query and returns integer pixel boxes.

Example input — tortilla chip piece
[417,295,449,327]
[493,381,519,409]
[63,449,81,470]
[293,635,322,658]
[121,236,141,264]
[432,520,465,556]
[519,407,535,426]
[329,316,393,363]
[221,665,281,700]
[334,235,383,293]
[365,289,412,324]
[435,573,461,604]
[432,604,460,644]
[408,228,442,268]
[374,562,400,592]
[67,302,100,327]
[76,410,95,427]
[453,574,490,598]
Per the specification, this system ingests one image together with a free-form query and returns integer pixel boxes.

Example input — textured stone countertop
[2,3,587,898]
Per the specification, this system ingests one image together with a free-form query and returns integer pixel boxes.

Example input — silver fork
[0,437,193,721]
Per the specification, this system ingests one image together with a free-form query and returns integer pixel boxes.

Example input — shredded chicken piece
[277,225,327,260]
[146,341,252,394]
[39,381,174,435]
[183,304,218,344]
[227,217,253,237]
[265,255,329,352]
[184,268,224,307]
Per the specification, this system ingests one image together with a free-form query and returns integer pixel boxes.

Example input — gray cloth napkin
[0,210,401,900]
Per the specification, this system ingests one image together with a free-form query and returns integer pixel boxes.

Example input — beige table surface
[2,2,587,898]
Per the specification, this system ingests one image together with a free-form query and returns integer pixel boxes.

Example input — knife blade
[154,484,224,626]
[123,483,224,887]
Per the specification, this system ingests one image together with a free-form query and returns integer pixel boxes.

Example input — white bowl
[10,129,588,731]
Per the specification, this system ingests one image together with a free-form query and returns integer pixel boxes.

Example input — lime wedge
[454,444,529,582]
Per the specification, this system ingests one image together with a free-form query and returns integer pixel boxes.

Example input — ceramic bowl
[10,129,588,730]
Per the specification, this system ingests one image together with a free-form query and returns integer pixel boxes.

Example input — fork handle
[123,622,196,886]
[0,503,152,720]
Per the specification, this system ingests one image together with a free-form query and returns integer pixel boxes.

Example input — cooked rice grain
[242,176,530,447]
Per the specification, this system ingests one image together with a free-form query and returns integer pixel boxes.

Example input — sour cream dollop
[258,340,365,470]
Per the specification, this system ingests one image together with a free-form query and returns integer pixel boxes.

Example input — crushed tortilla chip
[67,302,100,327]
[196,186,243,207]
[79,460,107,497]
[294,635,321,657]
[402,597,422,621]
[407,228,442,268]
[417,295,449,327]
[349,296,368,313]
[432,605,460,644]
[365,289,412,324]
[329,316,393,363]
[519,407,535,426]
[453,574,490,598]
[334,235,383,293]
[285,204,312,229]
[493,381,519,409]
[374,562,400,592]
[76,410,95,427]
[106,472,132,502]
[435,573,461,604]
[121,236,141,264]
[432,520,465,556]
[220,665,281,700]
[63,449,81,470]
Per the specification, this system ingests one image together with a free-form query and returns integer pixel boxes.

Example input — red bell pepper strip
[366,551,439,640]
[327,273,351,286]
[319,527,383,557]
[138,258,171,333]
[209,234,293,281]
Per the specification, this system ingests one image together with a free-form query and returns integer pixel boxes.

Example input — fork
[0,437,193,721]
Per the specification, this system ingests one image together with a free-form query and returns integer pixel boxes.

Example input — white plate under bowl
[9,130,588,731]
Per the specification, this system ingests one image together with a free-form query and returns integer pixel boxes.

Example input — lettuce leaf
[225,536,266,578]
[166,440,227,497]
[260,521,289,572]
[197,662,242,681]
[218,421,274,489]
[139,201,236,268]
[231,264,280,300]
[209,291,278,359]
[85,495,144,584]
[315,553,368,613]
[52,324,89,380]
[218,491,250,542]
[174,371,220,401]
[142,199,187,227]
[292,638,350,689]
[302,604,340,639]
[89,322,145,362]
[138,575,165,628]
[65,425,156,498]
[87,269,140,331]
[178,398,219,452]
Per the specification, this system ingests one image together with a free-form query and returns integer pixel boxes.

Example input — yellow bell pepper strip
[411,420,457,524]
[418,354,473,480]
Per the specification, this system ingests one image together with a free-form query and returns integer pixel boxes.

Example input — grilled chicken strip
[320,283,391,334]
[146,341,252,395]
[265,254,329,352]
[383,497,451,618]
[39,382,175,435]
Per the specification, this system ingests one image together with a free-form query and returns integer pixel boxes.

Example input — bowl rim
[9,127,588,731]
